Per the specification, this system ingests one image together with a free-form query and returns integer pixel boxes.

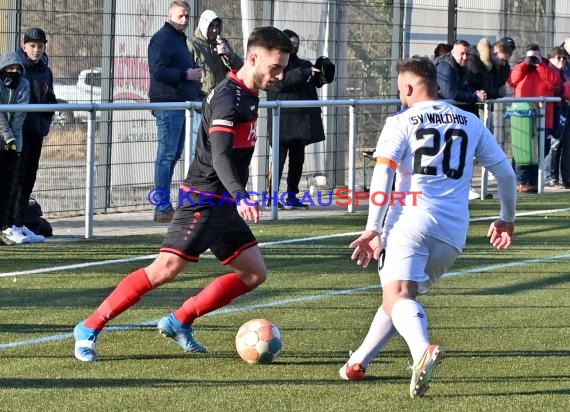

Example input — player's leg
[383,235,458,397]
[74,252,188,362]
[169,245,264,326]
[159,205,263,352]
[339,305,397,381]
[340,247,397,380]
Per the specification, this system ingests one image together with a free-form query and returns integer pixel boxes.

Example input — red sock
[173,272,251,325]
[84,268,153,330]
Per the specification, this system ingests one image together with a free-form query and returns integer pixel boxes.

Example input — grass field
[1,193,569,411]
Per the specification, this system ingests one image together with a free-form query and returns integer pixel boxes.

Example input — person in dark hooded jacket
[187,9,242,160]
[0,52,30,245]
[266,29,328,209]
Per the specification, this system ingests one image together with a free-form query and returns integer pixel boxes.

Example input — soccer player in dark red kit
[73,26,292,362]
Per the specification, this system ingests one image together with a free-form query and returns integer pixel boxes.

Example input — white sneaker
[19,225,45,243]
[468,188,480,200]
[2,226,31,244]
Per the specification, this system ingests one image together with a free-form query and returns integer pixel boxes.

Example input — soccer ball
[235,318,282,364]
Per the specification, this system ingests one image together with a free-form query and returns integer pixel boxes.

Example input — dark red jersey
[183,70,259,200]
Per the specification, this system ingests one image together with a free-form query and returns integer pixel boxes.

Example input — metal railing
[0,96,558,238]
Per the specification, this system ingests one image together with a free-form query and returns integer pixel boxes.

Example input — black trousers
[0,151,19,229]
[13,134,44,226]
[278,140,305,197]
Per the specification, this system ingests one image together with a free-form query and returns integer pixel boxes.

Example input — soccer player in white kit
[339,57,516,398]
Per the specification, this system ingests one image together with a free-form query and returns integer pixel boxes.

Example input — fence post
[85,110,97,239]
[538,99,546,194]
[270,104,281,220]
[480,101,490,199]
[348,101,356,213]
[184,107,192,176]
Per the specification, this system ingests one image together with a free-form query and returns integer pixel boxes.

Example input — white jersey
[375,100,506,250]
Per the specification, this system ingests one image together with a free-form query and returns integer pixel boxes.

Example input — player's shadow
[451,271,570,296]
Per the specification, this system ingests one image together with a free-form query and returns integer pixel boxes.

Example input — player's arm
[486,158,516,249]
[209,123,243,196]
[209,127,260,222]
[350,157,396,268]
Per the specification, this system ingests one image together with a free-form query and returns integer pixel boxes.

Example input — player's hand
[487,219,514,249]
[237,201,260,223]
[349,230,382,268]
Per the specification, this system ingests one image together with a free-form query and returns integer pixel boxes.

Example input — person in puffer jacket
[0,51,30,245]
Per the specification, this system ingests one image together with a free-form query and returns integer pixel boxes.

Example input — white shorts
[379,229,460,294]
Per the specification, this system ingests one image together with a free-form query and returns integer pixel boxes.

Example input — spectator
[0,52,30,245]
[545,46,570,188]
[187,9,243,161]
[441,39,491,200]
[266,29,334,209]
[433,43,452,59]
[508,43,561,193]
[148,0,202,223]
[491,38,515,98]
[11,28,58,244]
[468,38,511,103]
[434,39,487,117]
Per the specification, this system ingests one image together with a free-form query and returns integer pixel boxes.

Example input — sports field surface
[1,193,569,411]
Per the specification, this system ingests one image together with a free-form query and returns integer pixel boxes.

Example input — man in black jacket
[148,0,202,223]
[12,28,57,242]
[267,29,329,209]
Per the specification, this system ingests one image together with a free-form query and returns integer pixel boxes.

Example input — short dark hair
[434,43,452,57]
[282,29,299,40]
[247,27,293,54]
[526,43,540,52]
[548,46,568,59]
[397,56,439,96]
[493,39,512,57]
[454,39,470,48]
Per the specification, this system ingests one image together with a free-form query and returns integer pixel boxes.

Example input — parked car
[53,67,102,124]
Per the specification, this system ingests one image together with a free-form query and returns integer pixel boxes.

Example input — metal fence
[0,0,568,217]
[5,95,555,239]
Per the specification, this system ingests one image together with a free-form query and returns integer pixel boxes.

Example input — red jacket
[508,59,561,128]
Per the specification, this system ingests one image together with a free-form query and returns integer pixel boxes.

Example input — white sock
[391,298,429,365]
[349,306,397,368]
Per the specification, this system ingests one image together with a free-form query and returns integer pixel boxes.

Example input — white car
[53,67,102,124]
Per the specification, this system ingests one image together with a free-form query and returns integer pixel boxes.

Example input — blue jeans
[153,109,186,213]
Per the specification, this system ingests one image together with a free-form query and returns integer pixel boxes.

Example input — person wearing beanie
[11,27,58,243]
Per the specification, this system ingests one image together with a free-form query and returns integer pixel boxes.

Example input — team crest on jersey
[212,119,234,127]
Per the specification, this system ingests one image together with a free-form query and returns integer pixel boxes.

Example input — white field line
[0,207,569,350]
[2,207,569,279]
[1,251,569,350]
